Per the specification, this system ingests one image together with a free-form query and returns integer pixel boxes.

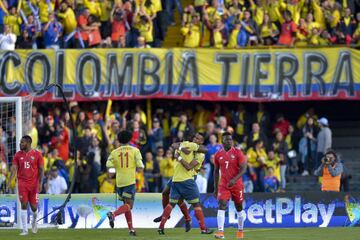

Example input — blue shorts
[117,184,136,201]
[170,179,200,204]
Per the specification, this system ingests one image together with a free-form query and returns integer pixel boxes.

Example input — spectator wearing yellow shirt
[309,27,322,45]
[3,6,22,36]
[29,117,39,149]
[246,139,267,192]
[181,14,201,48]
[306,13,321,33]
[38,0,55,23]
[99,0,112,38]
[259,13,279,45]
[98,169,116,193]
[296,18,309,46]
[265,150,281,181]
[83,0,101,17]
[160,149,174,188]
[57,2,77,36]
[142,0,157,21]
[249,0,264,27]
[144,152,160,192]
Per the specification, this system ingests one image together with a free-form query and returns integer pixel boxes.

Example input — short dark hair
[253,139,263,147]
[117,130,133,144]
[22,135,32,144]
[222,132,232,138]
[325,149,337,160]
[196,132,205,139]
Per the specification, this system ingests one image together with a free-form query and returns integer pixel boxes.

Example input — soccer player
[153,133,206,232]
[9,135,44,235]
[106,130,144,236]
[158,133,213,235]
[214,132,247,239]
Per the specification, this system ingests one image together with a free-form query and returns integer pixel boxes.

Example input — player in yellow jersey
[158,133,213,235]
[153,133,206,232]
[106,130,144,236]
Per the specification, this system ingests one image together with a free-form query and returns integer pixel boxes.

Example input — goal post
[0,96,33,229]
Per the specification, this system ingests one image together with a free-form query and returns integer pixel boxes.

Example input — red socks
[162,193,170,209]
[159,204,173,229]
[194,207,206,230]
[125,211,133,230]
[179,202,191,222]
[113,204,131,217]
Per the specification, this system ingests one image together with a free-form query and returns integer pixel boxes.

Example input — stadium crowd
[0,100,348,195]
[0,0,359,50]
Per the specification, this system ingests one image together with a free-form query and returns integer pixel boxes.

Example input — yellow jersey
[173,141,199,182]
[106,145,144,187]
[160,157,175,178]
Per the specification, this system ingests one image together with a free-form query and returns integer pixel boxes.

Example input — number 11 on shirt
[119,152,129,168]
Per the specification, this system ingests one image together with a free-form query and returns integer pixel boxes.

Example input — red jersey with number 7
[13,149,44,187]
[214,147,247,188]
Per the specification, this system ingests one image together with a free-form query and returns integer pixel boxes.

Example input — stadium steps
[287,120,360,192]
[162,0,192,47]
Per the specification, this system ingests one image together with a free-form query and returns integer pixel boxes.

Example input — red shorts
[218,184,244,204]
[18,184,39,206]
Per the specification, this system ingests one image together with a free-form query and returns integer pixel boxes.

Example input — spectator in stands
[299,117,318,176]
[264,167,279,192]
[272,113,290,137]
[272,131,288,190]
[52,120,69,162]
[232,104,250,144]
[256,103,270,134]
[247,122,268,149]
[57,1,77,48]
[205,134,222,192]
[174,113,194,142]
[43,12,62,50]
[88,14,102,48]
[0,24,16,50]
[136,36,150,48]
[159,149,174,189]
[247,139,267,192]
[98,168,115,193]
[278,10,297,47]
[148,118,164,154]
[45,165,68,194]
[314,149,343,192]
[265,149,280,181]
[181,13,201,48]
[259,12,279,46]
[110,6,127,48]
[74,155,92,193]
[39,115,56,146]
[144,151,160,192]
[16,29,33,49]
[311,117,332,169]
[196,166,208,193]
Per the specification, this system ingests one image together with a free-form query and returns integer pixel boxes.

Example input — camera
[325,156,332,163]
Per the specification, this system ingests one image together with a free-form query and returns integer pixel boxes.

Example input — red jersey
[278,20,297,45]
[214,147,247,188]
[13,149,44,187]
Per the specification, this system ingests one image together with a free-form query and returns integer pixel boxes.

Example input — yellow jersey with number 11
[106,145,144,187]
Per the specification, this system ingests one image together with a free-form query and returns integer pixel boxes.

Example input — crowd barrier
[0,192,359,228]
[0,48,359,101]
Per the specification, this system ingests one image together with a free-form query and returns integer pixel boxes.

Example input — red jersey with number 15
[13,149,44,187]
[214,147,247,188]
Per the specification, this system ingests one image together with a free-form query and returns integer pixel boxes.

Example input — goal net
[0,96,33,228]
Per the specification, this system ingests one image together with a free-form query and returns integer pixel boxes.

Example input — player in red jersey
[9,135,44,236]
[213,132,247,239]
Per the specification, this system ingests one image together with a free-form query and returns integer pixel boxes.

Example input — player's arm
[213,154,220,197]
[135,149,144,170]
[177,156,199,171]
[106,151,115,168]
[171,142,192,155]
[8,164,17,191]
[196,145,208,154]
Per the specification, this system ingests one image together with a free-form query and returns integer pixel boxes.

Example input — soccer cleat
[236,230,244,239]
[214,231,225,239]
[107,212,114,229]
[158,228,165,235]
[19,231,28,236]
[201,228,214,234]
[153,215,170,223]
[129,229,136,236]
[185,220,192,232]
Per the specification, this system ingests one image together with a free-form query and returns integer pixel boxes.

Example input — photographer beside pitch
[314,149,343,192]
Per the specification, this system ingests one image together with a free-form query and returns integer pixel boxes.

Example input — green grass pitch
[0,228,359,240]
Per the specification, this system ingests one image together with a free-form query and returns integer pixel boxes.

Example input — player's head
[20,135,32,151]
[117,130,133,144]
[193,132,205,145]
[222,132,233,149]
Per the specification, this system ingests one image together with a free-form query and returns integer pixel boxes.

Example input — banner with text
[0,193,359,229]
[0,48,359,101]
